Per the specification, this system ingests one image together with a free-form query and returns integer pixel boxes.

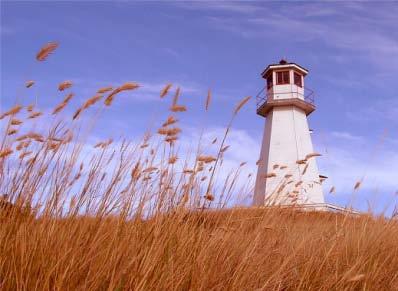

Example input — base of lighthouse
[254,105,325,206]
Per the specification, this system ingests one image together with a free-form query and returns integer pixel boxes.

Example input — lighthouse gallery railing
[256,84,315,110]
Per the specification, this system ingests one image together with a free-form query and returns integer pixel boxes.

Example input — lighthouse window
[276,71,290,85]
[266,75,273,89]
[294,72,302,87]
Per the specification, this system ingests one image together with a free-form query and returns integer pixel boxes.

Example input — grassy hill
[2,207,398,290]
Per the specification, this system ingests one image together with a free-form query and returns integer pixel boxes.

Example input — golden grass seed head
[168,156,178,164]
[305,152,322,159]
[197,155,216,163]
[105,82,139,106]
[296,159,307,165]
[295,181,303,187]
[234,96,251,115]
[26,80,35,88]
[27,104,34,112]
[28,112,43,119]
[0,104,23,120]
[36,41,59,61]
[0,148,13,158]
[58,81,73,91]
[19,151,32,160]
[160,83,172,98]
[11,119,23,125]
[264,173,277,178]
[162,116,178,127]
[170,105,187,112]
[221,145,229,153]
[204,193,215,201]
[7,129,18,135]
[205,89,211,111]
[354,181,361,190]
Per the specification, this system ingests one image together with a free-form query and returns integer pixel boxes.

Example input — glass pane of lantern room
[267,75,273,89]
[294,72,302,87]
[283,71,289,84]
[277,71,290,85]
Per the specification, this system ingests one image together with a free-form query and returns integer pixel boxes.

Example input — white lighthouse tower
[254,60,325,207]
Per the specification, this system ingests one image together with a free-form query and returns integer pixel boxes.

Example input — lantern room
[256,59,315,117]
[262,59,308,100]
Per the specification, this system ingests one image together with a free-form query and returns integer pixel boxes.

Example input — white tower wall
[254,106,324,205]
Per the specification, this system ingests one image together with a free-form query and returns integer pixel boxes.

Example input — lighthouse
[253,60,325,207]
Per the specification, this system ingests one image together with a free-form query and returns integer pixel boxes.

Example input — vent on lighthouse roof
[261,59,309,78]
[279,59,288,65]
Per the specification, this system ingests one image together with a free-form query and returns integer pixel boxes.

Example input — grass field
[1,42,398,290]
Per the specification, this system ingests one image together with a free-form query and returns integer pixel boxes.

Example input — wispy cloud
[346,97,398,124]
[0,25,15,36]
[330,131,363,142]
[181,3,398,72]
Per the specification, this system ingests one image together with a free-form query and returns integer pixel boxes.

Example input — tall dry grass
[1,42,398,290]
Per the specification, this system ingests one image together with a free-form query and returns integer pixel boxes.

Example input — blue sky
[1,1,398,213]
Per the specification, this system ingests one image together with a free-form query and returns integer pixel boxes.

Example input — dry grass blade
[205,89,211,111]
[36,41,59,61]
[347,274,365,282]
[302,164,309,175]
[143,167,157,173]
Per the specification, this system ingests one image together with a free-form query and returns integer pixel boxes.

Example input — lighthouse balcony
[256,86,316,117]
